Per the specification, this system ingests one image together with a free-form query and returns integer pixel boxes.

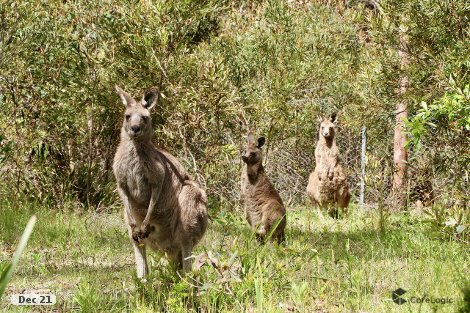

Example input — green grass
[0,200,468,312]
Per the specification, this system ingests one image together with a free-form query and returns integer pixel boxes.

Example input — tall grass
[0,201,468,312]
[0,215,36,299]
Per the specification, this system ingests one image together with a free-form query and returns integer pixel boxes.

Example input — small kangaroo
[307,113,350,217]
[240,133,286,243]
[112,86,208,277]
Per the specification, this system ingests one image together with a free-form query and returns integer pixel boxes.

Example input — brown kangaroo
[307,113,350,217]
[240,133,286,243]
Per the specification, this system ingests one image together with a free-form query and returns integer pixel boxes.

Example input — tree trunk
[392,27,409,210]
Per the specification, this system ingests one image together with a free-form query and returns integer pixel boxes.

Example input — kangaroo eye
[125,114,131,121]
[142,116,148,122]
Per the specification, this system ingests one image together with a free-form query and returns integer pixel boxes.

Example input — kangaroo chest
[116,152,154,205]
[316,145,338,165]
[241,174,265,209]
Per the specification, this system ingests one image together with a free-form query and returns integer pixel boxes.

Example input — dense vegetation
[1,0,468,209]
[0,0,468,311]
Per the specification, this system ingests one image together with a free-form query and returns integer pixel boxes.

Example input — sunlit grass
[0,200,468,312]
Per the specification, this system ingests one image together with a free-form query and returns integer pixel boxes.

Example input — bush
[0,0,468,216]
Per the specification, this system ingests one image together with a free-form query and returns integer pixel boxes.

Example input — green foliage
[406,83,470,150]
[0,215,36,299]
[1,2,469,312]
[0,134,12,163]
[365,0,470,212]
[73,280,128,313]
[0,0,467,220]
[458,282,470,313]
[402,81,469,215]
[0,0,369,208]
[423,205,469,242]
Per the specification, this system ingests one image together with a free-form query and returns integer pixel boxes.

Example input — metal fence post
[360,126,366,208]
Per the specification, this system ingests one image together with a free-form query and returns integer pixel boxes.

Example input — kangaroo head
[115,86,158,140]
[242,133,265,165]
[318,112,337,140]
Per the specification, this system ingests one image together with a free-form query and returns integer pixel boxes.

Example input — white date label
[11,294,56,305]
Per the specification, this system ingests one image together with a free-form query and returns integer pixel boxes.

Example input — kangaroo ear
[141,87,159,110]
[115,85,135,107]
[330,112,338,123]
[246,132,255,144]
[257,137,265,148]
[317,116,323,124]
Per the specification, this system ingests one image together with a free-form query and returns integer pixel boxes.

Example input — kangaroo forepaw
[132,224,154,242]
[142,223,154,237]
[130,224,139,242]
[132,230,140,242]
[132,230,148,243]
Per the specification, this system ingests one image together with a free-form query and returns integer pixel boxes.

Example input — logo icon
[392,288,407,305]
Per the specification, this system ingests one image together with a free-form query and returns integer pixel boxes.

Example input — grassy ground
[0,200,468,312]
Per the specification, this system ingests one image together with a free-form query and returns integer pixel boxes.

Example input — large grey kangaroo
[113,86,208,277]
